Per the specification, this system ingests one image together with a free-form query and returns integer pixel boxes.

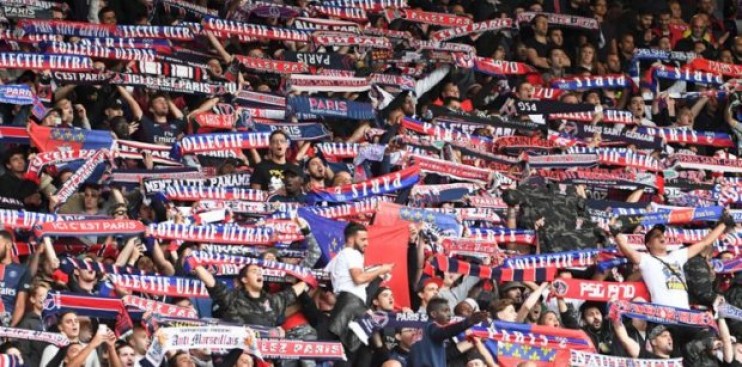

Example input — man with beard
[571,301,614,354]
[305,156,328,190]
[251,130,300,193]
[326,222,394,365]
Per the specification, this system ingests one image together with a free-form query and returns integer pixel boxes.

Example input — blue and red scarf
[307,165,420,203]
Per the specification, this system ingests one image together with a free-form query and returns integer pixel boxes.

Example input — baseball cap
[644,224,666,244]
[283,165,304,179]
[647,324,669,340]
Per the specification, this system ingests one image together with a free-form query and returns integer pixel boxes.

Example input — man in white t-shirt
[325,222,394,364]
[615,216,731,309]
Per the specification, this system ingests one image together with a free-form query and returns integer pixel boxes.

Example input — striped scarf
[186,252,322,287]
[147,223,274,245]
[430,17,512,42]
[608,301,717,330]
[427,254,557,282]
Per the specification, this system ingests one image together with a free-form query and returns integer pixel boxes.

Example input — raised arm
[117,86,143,121]
[614,233,642,265]
[205,31,234,64]
[612,316,640,358]
[687,222,727,259]
[350,264,393,285]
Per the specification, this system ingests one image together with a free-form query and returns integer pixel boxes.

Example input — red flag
[365,223,411,308]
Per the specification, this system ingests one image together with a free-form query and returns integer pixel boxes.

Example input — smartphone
[98,324,108,335]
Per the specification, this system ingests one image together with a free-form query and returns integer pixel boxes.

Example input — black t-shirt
[524,38,550,58]
[138,115,186,146]
[250,160,299,192]
[0,173,40,210]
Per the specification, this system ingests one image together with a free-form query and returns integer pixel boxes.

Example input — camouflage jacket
[683,256,718,308]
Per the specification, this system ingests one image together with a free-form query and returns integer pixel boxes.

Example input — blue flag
[298,207,346,266]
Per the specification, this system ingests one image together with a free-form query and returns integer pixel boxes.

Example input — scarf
[537,169,662,193]
[550,109,635,124]
[501,249,600,269]
[108,274,211,298]
[718,303,742,322]
[299,196,391,219]
[632,48,696,63]
[186,252,321,287]
[283,51,354,70]
[430,17,512,42]
[59,256,144,276]
[159,0,217,19]
[636,127,734,148]
[193,112,234,131]
[515,100,596,115]
[551,74,630,90]
[349,311,428,345]
[467,321,595,350]
[615,206,722,228]
[148,223,274,245]
[43,292,133,336]
[0,84,35,105]
[122,294,197,319]
[409,153,491,184]
[234,55,308,74]
[712,258,742,274]
[457,57,537,76]
[428,254,557,282]
[36,219,146,237]
[688,57,742,77]
[385,8,471,27]
[203,17,310,42]
[322,0,407,11]
[401,118,495,151]
[609,301,717,330]
[565,123,663,149]
[409,39,474,55]
[435,207,502,223]
[525,153,598,169]
[311,5,367,22]
[288,96,375,120]
[653,65,724,85]
[312,32,391,49]
[115,73,236,96]
[127,60,207,81]
[468,195,508,208]
[43,41,156,61]
[252,121,330,141]
[148,326,262,360]
[516,12,598,29]
[53,149,109,205]
[243,2,301,19]
[467,228,536,245]
[570,350,682,367]
[293,17,361,33]
[441,237,500,256]
[172,132,270,159]
[672,154,742,173]
[25,149,99,183]
[568,148,661,171]
[0,326,69,347]
[0,52,94,71]
[307,165,420,203]
[142,173,250,196]
[287,74,370,93]
[158,186,266,202]
[532,87,563,100]
[20,19,194,39]
[200,244,306,258]
[551,278,650,302]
